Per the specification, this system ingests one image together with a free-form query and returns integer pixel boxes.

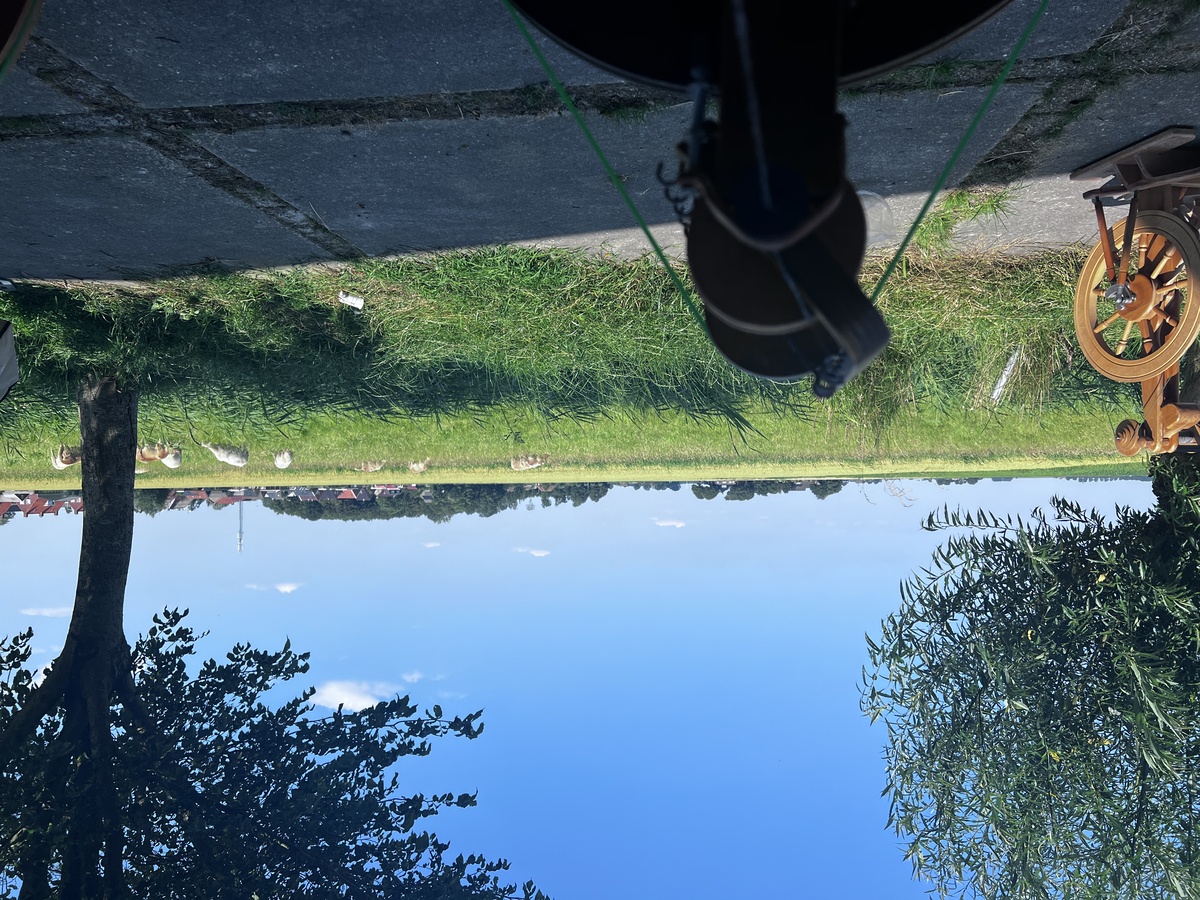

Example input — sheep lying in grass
[138,443,182,468]
[53,442,181,470]
[52,445,81,469]
[274,450,294,469]
[511,454,548,471]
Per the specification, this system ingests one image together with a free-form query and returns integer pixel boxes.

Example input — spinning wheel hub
[1119,274,1157,321]
[1105,281,1136,312]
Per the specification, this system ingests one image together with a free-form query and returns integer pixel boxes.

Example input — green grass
[0,404,1145,490]
[908,187,1017,256]
[0,245,1143,485]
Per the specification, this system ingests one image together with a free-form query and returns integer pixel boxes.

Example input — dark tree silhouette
[862,455,1200,900]
[0,377,548,900]
[262,483,612,524]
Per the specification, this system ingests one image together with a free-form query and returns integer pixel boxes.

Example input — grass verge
[0,245,1141,486]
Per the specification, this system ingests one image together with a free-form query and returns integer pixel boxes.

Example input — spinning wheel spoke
[1114,320,1135,355]
[1152,304,1180,328]
[1151,246,1179,278]
[1094,310,1123,333]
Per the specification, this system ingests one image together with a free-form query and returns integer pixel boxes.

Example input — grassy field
[0,244,1145,487]
[4,402,1144,490]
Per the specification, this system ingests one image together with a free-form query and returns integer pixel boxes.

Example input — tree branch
[0,655,71,763]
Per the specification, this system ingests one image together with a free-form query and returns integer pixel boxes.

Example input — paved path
[2,0,1197,280]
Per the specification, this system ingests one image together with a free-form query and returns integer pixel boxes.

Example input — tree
[263,483,612,525]
[0,376,548,900]
[0,612,543,900]
[808,479,845,500]
[131,489,172,518]
[862,455,1200,900]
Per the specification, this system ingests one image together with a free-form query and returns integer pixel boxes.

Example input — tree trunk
[60,376,139,900]
[66,374,137,666]
[2,376,140,899]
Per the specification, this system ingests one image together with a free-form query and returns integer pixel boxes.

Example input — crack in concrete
[138,129,365,261]
[17,38,141,112]
[1,75,683,139]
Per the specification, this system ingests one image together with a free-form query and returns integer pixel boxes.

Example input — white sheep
[200,442,249,467]
[138,443,183,469]
[511,454,548,471]
[52,445,81,469]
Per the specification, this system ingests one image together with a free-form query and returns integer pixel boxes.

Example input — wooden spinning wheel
[1071,128,1200,455]
[1074,209,1200,382]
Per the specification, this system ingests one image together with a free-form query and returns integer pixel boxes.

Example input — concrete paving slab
[33,0,622,109]
[951,175,1099,250]
[195,107,693,257]
[1,136,332,280]
[191,84,1042,261]
[516,223,686,259]
[920,0,1127,62]
[1036,71,1200,179]
[1176,8,1200,44]
[0,68,86,116]
[844,83,1045,195]
[965,70,1200,253]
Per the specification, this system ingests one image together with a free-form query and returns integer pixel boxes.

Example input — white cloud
[514,547,551,557]
[401,671,423,684]
[274,583,301,594]
[310,680,406,712]
[421,542,440,548]
[20,607,71,617]
[654,519,686,528]
[244,584,268,592]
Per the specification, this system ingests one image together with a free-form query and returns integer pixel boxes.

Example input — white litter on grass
[0,280,13,292]
[991,348,1022,403]
[338,291,365,309]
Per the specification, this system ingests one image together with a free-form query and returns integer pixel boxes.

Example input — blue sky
[0,477,1156,899]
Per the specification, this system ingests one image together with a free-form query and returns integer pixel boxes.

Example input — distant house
[20,496,49,517]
